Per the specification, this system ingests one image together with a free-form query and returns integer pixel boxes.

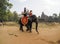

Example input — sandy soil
[0,23,60,44]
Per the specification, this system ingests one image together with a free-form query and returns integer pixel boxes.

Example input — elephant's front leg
[20,25,24,32]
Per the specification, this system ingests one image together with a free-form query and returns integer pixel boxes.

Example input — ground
[0,22,60,44]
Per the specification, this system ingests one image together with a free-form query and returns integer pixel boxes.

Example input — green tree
[0,0,12,21]
[13,11,18,22]
[6,9,14,21]
[58,13,60,22]
[48,16,53,22]
[53,13,58,22]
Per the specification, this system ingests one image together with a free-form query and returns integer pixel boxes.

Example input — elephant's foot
[21,30,24,32]
[26,29,29,31]
[29,30,32,33]
[19,29,24,32]
[37,32,39,34]
[36,30,39,34]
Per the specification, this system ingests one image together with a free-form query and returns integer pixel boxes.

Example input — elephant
[18,15,39,34]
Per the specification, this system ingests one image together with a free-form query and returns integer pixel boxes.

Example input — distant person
[23,7,27,16]
[21,7,27,17]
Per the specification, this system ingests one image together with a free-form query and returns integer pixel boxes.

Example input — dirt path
[0,23,60,44]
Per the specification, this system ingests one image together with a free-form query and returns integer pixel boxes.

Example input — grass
[0,22,60,29]
[0,22,18,26]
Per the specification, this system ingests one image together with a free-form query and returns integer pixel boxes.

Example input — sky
[9,0,60,16]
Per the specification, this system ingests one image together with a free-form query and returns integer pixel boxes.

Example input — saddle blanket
[21,16,28,25]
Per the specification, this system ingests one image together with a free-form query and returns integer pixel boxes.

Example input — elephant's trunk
[36,19,39,34]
